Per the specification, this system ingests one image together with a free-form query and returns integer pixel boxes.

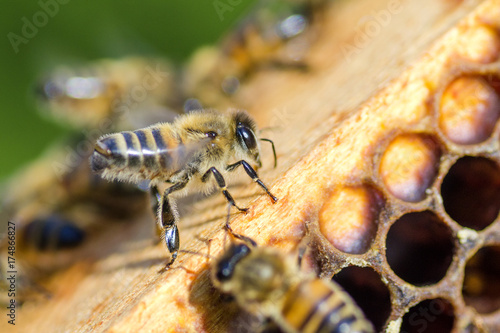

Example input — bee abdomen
[92,128,175,176]
[281,279,374,333]
[91,134,127,172]
[120,129,166,172]
[149,128,173,170]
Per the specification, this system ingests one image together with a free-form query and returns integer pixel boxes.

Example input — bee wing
[168,136,212,171]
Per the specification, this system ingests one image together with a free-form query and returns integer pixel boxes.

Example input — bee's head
[213,242,286,303]
[213,243,252,286]
[234,111,262,168]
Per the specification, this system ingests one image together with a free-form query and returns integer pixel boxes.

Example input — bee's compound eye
[206,131,217,139]
[237,126,257,150]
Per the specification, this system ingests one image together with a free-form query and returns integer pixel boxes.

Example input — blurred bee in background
[0,142,149,263]
[4,56,180,253]
[91,109,278,266]
[0,138,149,305]
[36,57,184,130]
[183,0,331,110]
[0,215,84,305]
[212,225,375,333]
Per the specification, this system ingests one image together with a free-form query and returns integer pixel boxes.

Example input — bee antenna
[260,138,277,168]
[179,237,215,266]
[179,249,215,260]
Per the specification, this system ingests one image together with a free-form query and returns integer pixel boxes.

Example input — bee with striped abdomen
[91,109,278,266]
[212,230,375,333]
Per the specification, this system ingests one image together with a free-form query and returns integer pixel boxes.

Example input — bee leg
[201,167,248,212]
[150,186,162,236]
[226,160,278,203]
[223,204,257,247]
[151,182,187,267]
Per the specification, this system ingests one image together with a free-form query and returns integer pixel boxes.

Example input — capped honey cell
[456,25,500,63]
[318,185,382,254]
[379,134,440,202]
[439,75,500,145]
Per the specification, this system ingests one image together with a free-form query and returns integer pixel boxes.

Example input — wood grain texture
[4,0,497,332]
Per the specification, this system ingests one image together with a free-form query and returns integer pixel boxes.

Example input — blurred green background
[0,0,257,181]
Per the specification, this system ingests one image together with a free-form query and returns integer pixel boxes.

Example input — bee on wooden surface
[36,57,183,130]
[212,230,375,333]
[91,109,278,266]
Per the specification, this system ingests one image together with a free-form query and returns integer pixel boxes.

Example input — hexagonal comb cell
[318,185,382,254]
[385,211,454,286]
[379,134,440,202]
[441,156,500,230]
[400,298,455,333]
[438,75,500,145]
[332,267,391,332]
[462,245,500,314]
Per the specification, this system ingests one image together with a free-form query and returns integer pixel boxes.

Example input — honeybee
[212,230,375,333]
[91,109,278,266]
[36,57,183,130]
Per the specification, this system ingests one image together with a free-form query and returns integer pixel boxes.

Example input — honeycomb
[303,19,500,333]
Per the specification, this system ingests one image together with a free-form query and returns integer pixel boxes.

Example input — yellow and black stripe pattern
[281,279,374,333]
[212,242,374,333]
[91,125,183,181]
